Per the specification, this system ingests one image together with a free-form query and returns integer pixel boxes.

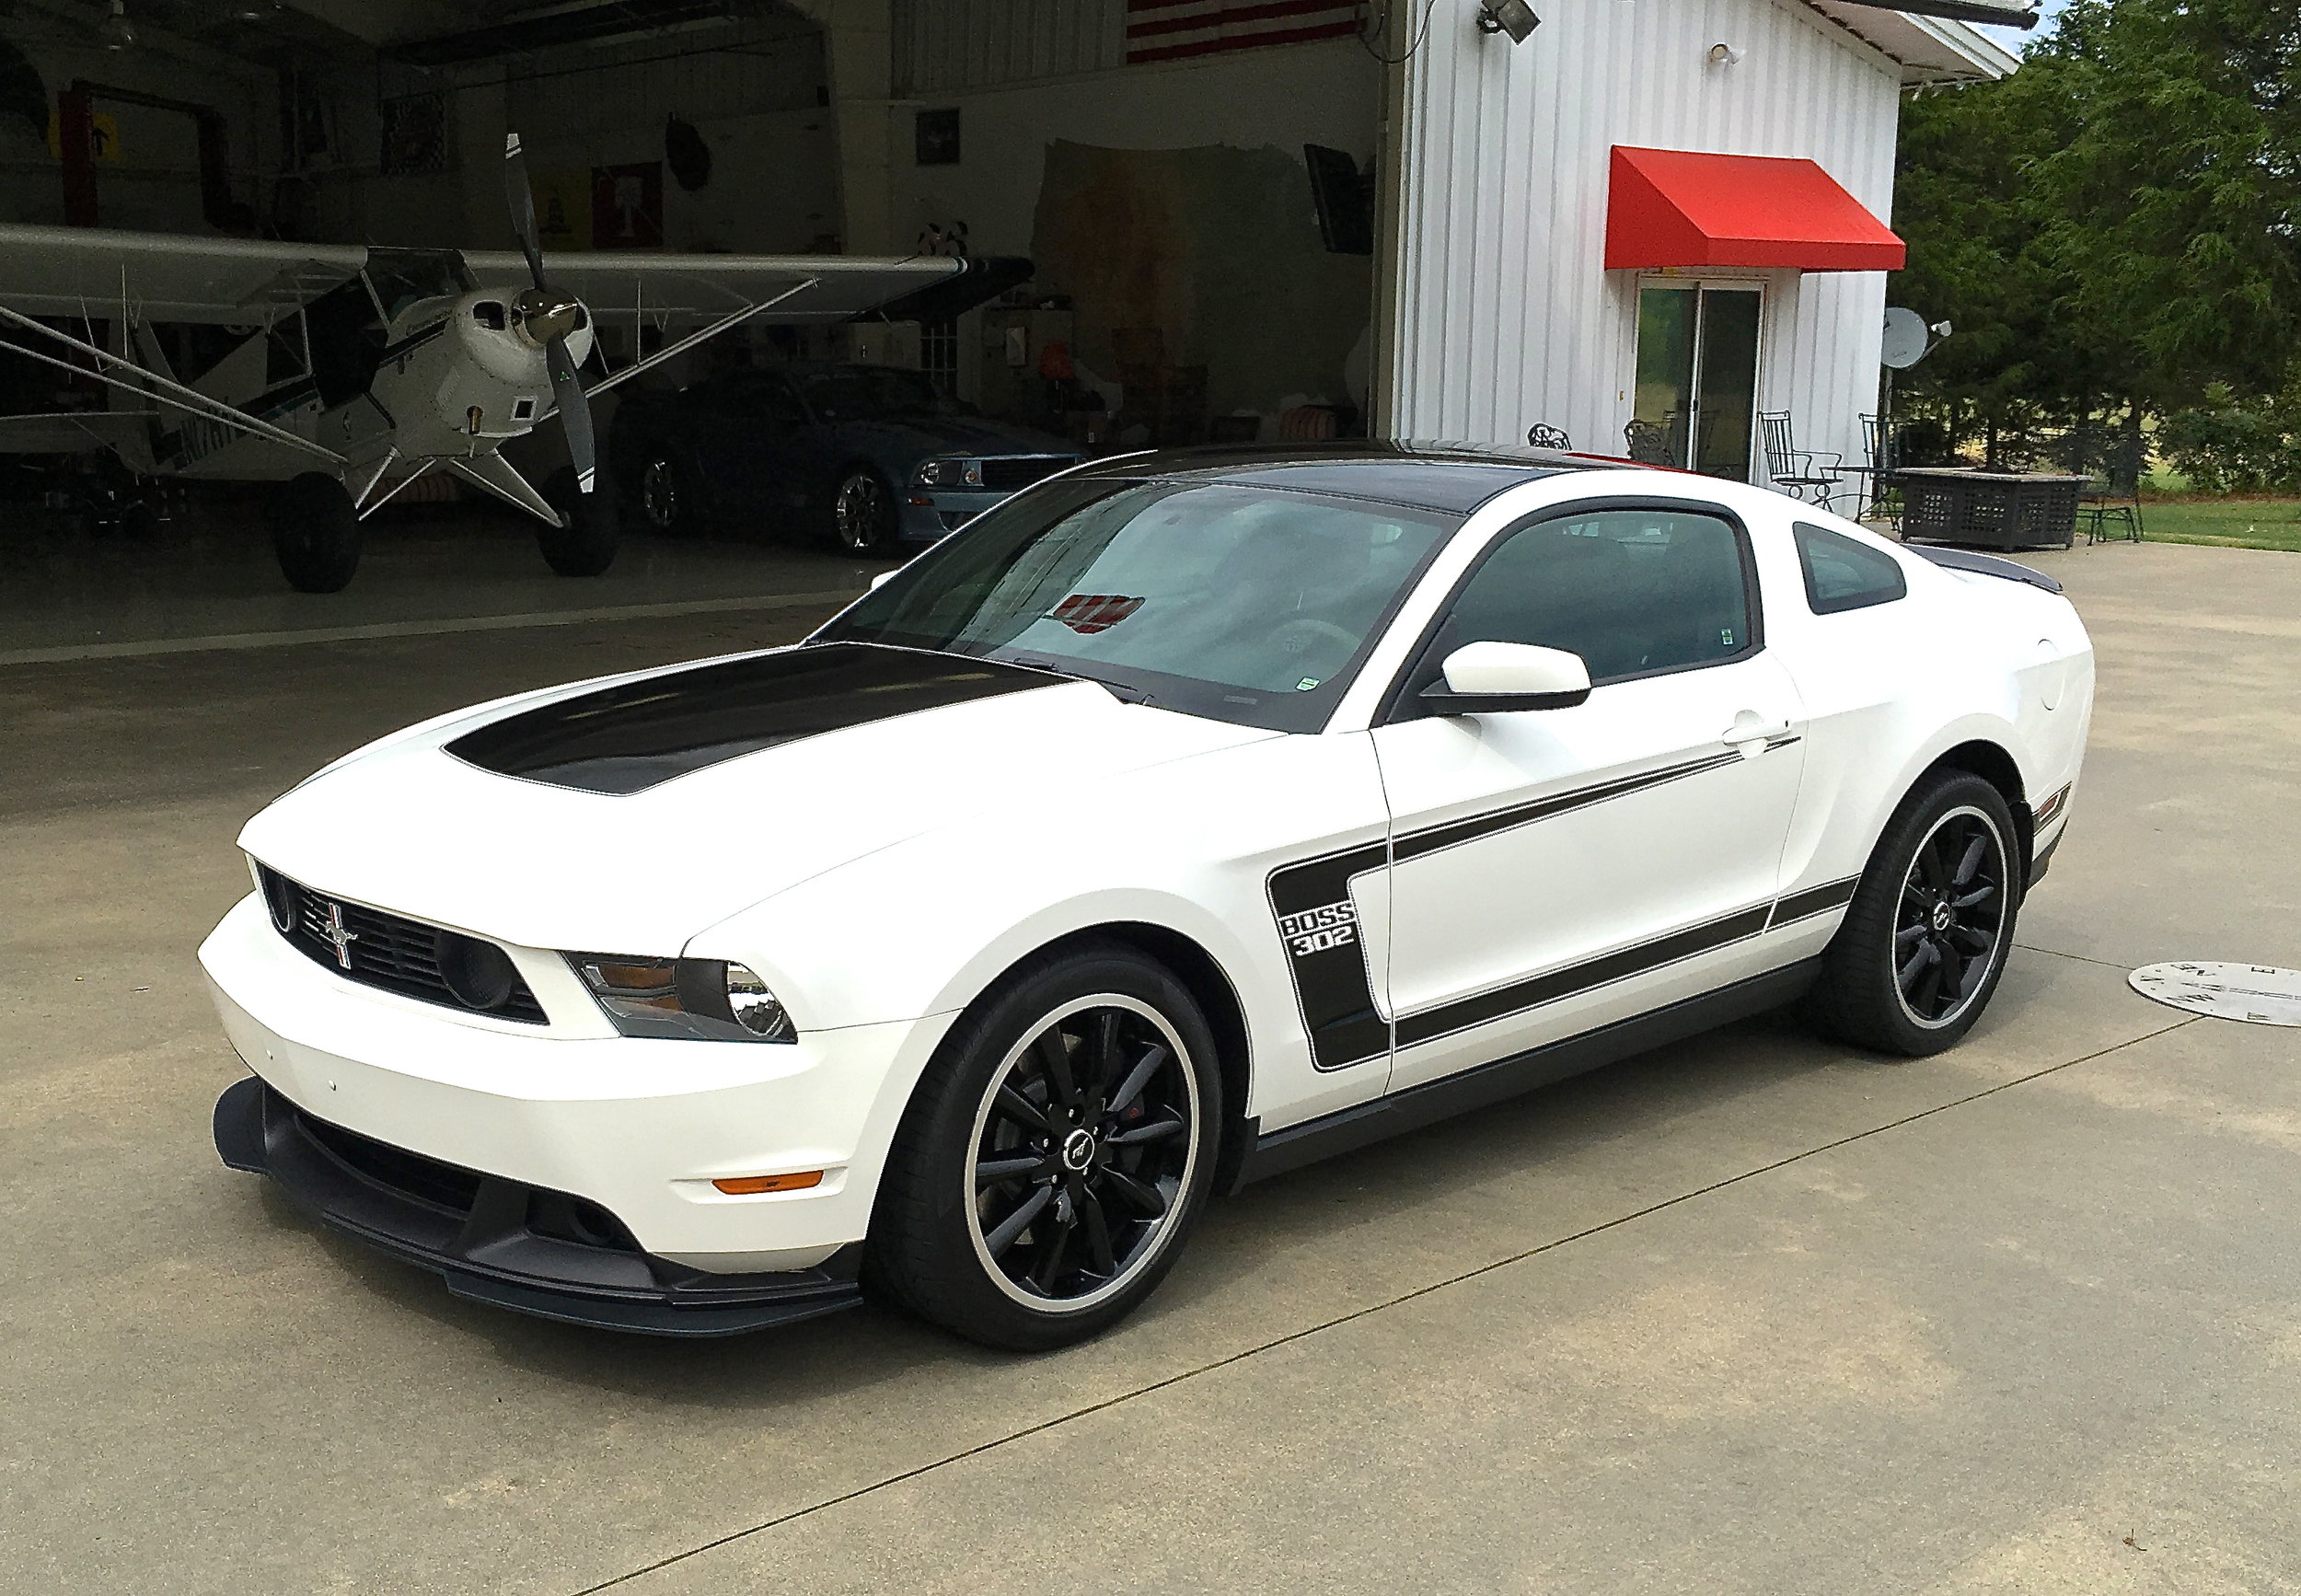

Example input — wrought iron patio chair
[2028,424,2145,544]
[1759,411,1846,507]
[1623,413,1683,467]
[1525,422,1571,449]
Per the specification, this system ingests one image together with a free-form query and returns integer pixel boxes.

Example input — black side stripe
[1393,749,1744,864]
[1394,904,1775,1050]
[1266,839,1390,1072]
[1767,874,1860,929]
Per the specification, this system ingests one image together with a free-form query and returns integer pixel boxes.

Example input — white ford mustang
[204,444,2093,1349]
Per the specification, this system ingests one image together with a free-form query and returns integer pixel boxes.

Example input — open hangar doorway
[0,0,1022,648]
[883,2,1388,454]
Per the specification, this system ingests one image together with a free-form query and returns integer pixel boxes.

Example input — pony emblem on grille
[320,902,361,969]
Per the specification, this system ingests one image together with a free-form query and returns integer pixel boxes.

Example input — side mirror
[869,570,900,591]
[1420,641,1592,715]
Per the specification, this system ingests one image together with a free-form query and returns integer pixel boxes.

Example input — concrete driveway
[3,536,2295,1595]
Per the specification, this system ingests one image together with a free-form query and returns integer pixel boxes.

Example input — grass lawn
[2136,495,2301,552]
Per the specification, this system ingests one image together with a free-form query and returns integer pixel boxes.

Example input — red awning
[1604,146,1905,273]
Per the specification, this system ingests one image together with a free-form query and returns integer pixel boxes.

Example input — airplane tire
[539,466,619,577]
[270,473,362,594]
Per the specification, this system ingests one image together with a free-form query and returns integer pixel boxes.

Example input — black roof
[1066,439,1628,515]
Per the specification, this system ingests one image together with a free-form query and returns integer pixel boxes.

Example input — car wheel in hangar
[828,465,900,556]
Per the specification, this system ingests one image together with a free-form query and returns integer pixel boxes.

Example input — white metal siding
[1386,0,1900,478]
[894,0,1127,95]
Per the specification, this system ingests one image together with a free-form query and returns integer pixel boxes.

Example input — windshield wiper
[1001,653,1161,709]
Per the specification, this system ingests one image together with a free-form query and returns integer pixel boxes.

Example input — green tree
[1893,0,2301,456]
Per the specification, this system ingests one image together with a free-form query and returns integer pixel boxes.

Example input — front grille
[256,863,548,1024]
[978,455,1077,492]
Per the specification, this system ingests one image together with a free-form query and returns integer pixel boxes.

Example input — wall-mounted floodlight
[1706,41,1745,65]
[1477,0,1541,42]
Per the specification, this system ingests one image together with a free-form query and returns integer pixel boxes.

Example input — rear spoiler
[1908,544,2063,595]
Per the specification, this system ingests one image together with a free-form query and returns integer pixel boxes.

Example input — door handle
[1721,713,1792,747]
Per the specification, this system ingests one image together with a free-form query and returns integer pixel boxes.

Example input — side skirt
[1229,959,1821,1190]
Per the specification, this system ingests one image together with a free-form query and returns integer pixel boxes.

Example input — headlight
[912,457,980,488]
[567,954,795,1043]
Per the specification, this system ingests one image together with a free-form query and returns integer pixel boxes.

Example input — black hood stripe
[445,642,1062,795]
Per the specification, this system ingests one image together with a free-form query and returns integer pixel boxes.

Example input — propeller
[503,132,595,495]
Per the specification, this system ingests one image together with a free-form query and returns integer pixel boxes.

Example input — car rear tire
[636,451,705,537]
[827,467,900,556]
[865,942,1222,1351]
[269,472,361,593]
[539,465,619,577]
[1808,769,2021,1056]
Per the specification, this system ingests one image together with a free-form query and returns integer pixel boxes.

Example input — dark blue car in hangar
[607,363,1081,556]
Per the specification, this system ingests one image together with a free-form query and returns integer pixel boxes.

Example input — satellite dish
[1881,306,1930,369]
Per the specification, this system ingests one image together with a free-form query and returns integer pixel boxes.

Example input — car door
[1367,502,1808,1091]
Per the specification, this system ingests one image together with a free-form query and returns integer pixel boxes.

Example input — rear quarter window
[1795,522,1908,615]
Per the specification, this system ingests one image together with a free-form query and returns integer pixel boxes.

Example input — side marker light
[712,1171,825,1196]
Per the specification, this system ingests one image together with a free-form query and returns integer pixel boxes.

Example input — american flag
[1125,0,1366,65]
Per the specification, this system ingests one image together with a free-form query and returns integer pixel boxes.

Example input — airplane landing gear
[539,465,619,577]
[270,472,362,593]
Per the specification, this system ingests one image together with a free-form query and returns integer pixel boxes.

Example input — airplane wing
[0,410,160,453]
[458,251,1033,325]
[0,224,369,324]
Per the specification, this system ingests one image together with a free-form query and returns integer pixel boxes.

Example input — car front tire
[827,467,900,556]
[1809,769,2021,1056]
[865,942,1222,1351]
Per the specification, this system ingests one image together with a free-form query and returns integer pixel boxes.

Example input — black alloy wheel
[1808,769,2020,1056]
[829,467,898,556]
[1893,806,2008,1027]
[865,942,1221,1350]
[638,453,696,535]
[965,996,1199,1311]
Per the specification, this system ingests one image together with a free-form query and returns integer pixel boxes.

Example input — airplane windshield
[812,479,1458,734]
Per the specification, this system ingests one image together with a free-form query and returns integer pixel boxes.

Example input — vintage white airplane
[0,134,1024,590]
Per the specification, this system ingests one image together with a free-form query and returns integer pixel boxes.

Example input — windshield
[813,479,1458,732]
[797,367,944,422]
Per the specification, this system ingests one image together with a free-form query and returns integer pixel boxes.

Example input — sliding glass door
[1631,283,1762,480]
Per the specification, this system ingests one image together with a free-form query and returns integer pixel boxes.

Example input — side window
[1441,509,1755,684]
[722,378,806,426]
[1794,522,1907,614]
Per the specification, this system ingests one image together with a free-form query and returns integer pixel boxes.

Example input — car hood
[237,644,1273,954]
[838,415,1075,458]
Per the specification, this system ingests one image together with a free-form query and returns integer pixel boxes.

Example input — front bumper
[200,892,957,1329]
[898,487,1011,542]
[214,1076,861,1336]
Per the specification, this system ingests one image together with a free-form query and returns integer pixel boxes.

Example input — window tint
[1795,522,1907,614]
[1441,509,1754,684]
